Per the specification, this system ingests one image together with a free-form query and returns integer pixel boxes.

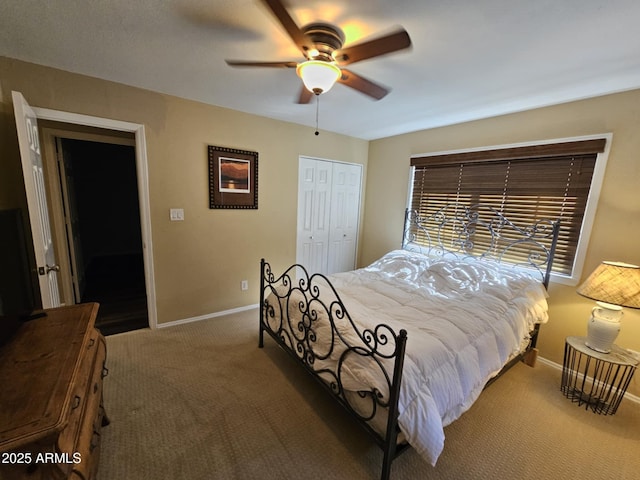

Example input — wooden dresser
[0,303,108,480]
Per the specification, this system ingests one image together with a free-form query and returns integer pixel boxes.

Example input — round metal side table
[561,336,638,415]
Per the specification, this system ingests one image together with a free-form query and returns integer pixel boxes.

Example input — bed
[259,204,560,480]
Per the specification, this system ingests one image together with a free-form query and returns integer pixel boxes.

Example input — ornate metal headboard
[402,204,560,288]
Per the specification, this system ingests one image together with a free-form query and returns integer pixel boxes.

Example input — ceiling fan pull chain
[315,94,320,136]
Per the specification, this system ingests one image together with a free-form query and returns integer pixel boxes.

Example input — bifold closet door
[296,157,361,275]
[327,162,361,274]
[297,157,333,274]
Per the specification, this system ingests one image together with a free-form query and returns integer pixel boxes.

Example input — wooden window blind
[409,139,606,276]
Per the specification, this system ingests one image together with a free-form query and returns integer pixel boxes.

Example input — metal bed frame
[259,204,560,480]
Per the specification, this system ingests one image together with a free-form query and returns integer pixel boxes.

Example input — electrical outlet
[241,280,248,291]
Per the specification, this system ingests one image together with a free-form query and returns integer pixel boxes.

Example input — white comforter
[304,250,549,466]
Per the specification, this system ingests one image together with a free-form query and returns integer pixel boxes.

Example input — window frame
[407,133,613,286]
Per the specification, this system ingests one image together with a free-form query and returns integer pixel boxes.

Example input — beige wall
[0,56,369,325]
[363,89,640,396]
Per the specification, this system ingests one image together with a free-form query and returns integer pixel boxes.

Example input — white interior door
[328,162,362,274]
[296,157,332,274]
[12,91,61,308]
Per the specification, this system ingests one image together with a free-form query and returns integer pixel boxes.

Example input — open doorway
[14,100,157,330]
[57,138,148,335]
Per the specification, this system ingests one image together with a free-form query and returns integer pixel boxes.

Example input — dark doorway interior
[61,139,147,335]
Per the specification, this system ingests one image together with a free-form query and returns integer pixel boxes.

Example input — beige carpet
[97,309,640,480]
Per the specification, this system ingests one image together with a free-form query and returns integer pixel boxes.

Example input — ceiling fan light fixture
[296,60,341,95]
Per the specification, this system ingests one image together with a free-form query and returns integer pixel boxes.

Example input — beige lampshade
[577,261,640,308]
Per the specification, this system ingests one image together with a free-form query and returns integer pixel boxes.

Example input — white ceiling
[2,0,640,140]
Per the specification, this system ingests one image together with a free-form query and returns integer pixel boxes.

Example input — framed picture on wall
[208,146,258,209]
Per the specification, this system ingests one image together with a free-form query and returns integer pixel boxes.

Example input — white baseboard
[538,355,640,406]
[157,304,259,329]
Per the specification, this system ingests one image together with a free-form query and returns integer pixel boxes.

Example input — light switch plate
[170,208,184,221]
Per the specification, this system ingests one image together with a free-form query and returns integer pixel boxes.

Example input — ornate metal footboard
[259,259,408,480]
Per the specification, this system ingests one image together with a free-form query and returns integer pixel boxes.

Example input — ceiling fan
[225,0,412,103]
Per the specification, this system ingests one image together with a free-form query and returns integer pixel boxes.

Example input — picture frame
[208,146,258,209]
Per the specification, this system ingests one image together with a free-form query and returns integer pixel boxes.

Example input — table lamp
[576,261,640,353]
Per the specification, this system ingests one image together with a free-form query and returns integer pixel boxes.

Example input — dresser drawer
[70,334,106,480]
[56,329,101,457]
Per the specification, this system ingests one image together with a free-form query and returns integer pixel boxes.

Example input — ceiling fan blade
[333,28,411,65]
[260,0,314,55]
[226,60,298,68]
[296,85,314,104]
[338,69,389,100]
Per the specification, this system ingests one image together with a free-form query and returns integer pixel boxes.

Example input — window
[409,137,609,283]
